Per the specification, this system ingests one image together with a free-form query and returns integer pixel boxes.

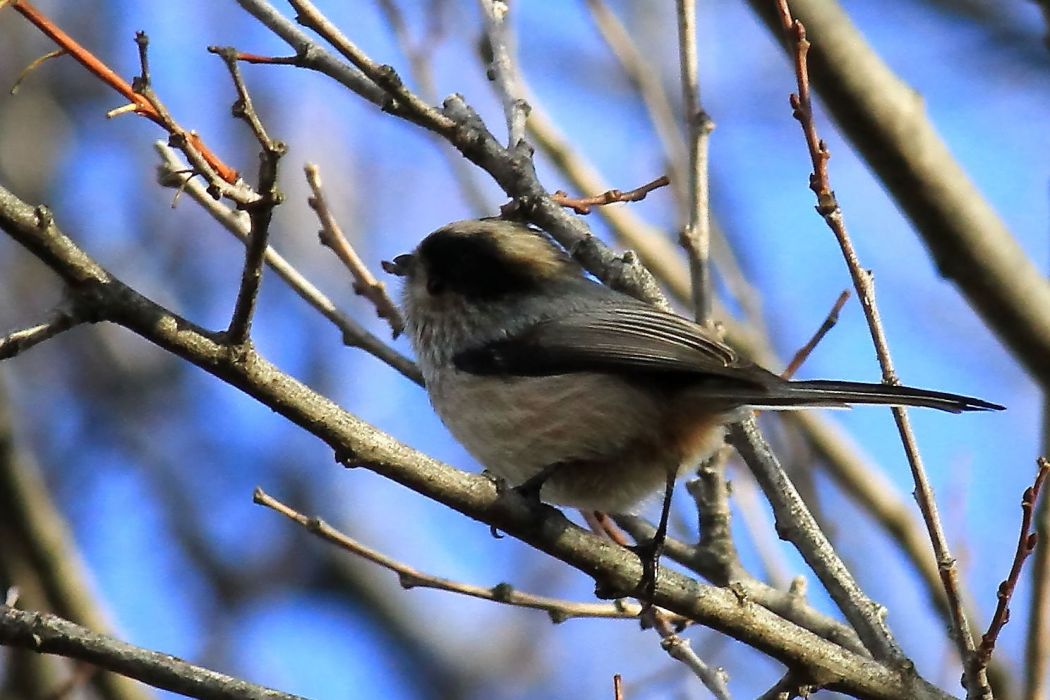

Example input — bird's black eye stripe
[419,231,538,298]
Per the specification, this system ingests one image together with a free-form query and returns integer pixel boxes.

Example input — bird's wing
[454,304,767,384]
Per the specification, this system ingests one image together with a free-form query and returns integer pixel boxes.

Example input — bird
[384,218,1003,598]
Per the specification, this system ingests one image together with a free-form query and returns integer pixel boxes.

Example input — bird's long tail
[728,379,1004,414]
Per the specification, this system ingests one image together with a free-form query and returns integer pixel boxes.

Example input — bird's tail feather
[705,380,1004,414]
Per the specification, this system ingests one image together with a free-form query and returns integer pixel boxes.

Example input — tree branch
[0,183,954,700]
[745,0,1050,386]
[0,606,304,700]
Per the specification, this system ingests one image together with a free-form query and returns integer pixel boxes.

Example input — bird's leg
[512,461,563,504]
[630,470,675,603]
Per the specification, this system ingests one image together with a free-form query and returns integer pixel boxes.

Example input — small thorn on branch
[552,175,671,215]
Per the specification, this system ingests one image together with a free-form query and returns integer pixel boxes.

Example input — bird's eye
[426,276,445,295]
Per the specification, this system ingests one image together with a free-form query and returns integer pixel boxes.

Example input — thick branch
[0,606,303,700]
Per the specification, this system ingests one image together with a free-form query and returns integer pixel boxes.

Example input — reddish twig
[230,51,300,65]
[10,0,238,185]
[782,289,850,380]
[772,3,832,213]
[551,175,670,215]
[974,458,1050,672]
[612,674,623,700]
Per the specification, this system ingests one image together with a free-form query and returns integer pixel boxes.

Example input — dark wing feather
[454,304,762,382]
[452,302,1005,413]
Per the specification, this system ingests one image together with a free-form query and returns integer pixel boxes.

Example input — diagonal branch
[0,606,304,700]
[744,0,1050,386]
[153,144,420,384]
[773,2,975,686]
[304,163,404,338]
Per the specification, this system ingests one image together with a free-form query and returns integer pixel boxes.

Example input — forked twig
[10,0,239,185]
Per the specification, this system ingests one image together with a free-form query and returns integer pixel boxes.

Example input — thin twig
[253,487,643,622]
[774,0,974,681]
[613,674,623,700]
[684,451,742,585]
[478,0,530,148]
[9,48,66,94]
[154,144,420,383]
[1025,450,1050,700]
[675,0,715,326]
[207,44,287,344]
[0,305,82,360]
[974,459,1049,674]
[304,163,405,338]
[550,176,670,215]
[781,289,850,379]
[372,0,493,216]
[10,1,239,185]
[653,614,731,700]
[286,0,456,134]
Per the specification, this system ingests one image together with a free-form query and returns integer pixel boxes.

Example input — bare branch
[652,613,731,700]
[207,43,287,344]
[773,1,975,683]
[286,0,456,133]
[0,606,304,700]
[254,487,642,622]
[478,0,530,148]
[1025,437,1050,700]
[782,289,850,379]
[674,0,715,326]
[729,416,904,664]
[304,163,405,338]
[549,176,670,215]
[0,305,81,360]
[974,458,1049,675]
[154,144,421,383]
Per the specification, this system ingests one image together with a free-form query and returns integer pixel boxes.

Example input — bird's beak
[381,253,414,277]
